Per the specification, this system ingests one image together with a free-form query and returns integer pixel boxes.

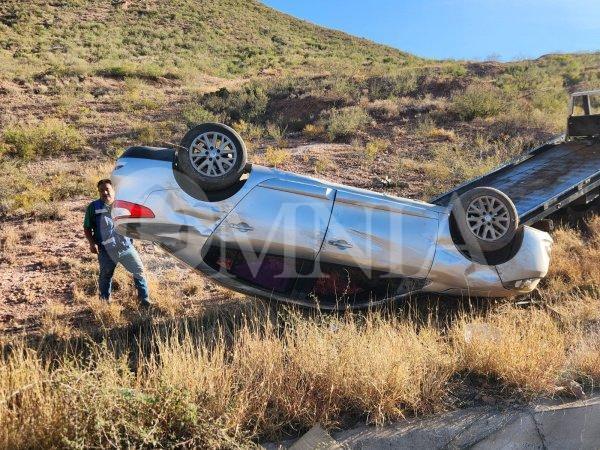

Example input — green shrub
[440,63,468,77]
[231,120,264,141]
[364,138,389,161]
[323,106,371,141]
[119,78,165,112]
[264,146,289,167]
[201,83,268,123]
[302,123,326,139]
[265,122,286,142]
[135,122,176,146]
[96,62,180,81]
[364,71,419,100]
[2,119,85,159]
[531,89,566,114]
[181,104,218,128]
[450,85,507,121]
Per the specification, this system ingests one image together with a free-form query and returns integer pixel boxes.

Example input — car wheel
[451,187,519,254]
[177,123,248,192]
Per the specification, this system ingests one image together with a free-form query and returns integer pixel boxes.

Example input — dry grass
[570,330,600,384]
[453,308,566,393]
[0,226,19,255]
[84,297,127,328]
[1,217,598,446]
[545,215,600,292]
[0,310,456,448]
[0,4,598,445]
[19,223,43,246]
[39,301,73,338]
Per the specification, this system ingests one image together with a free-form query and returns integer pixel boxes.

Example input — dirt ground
[0,73,554,337]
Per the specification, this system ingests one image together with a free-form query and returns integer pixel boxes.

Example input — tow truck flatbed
[432,91,600,225]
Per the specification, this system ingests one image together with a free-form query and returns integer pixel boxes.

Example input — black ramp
[433,140,600,223]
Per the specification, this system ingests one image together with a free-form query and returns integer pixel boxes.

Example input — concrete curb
[264,395,600,449]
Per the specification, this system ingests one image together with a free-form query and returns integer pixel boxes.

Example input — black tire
[451,187,519,254]
[177,123,248,192]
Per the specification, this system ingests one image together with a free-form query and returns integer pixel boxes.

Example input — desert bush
[118,78,165,112]
[54,85,83,118]
[364,138,388,161]
[413,115,436,136]
[32,204,65,221]
[264,146,289,167]
[181,103,219,128]
[322,106,371,141]
[422,133,527,196]
[0,157,110,216]
[530,88,566,114]
[414,116,456,141]
[2,119,85,159]
[314,154,331,174]
[302,123,326,139]
[134,121,178,146]
[318,76,361,103]
[265,122,286,143]
[366,99,400,120]
[450,84,507,121]
[231,120,264,141]
[10,186,52,212]
[364,71,419,100]
[440,62,468,77]
[201,83,269,124]
[96,61,179,80]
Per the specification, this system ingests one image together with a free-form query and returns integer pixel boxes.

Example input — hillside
[0,1,600,447]
[0,0,416,82]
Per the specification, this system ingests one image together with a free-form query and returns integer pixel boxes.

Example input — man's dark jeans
[98,246,150,303]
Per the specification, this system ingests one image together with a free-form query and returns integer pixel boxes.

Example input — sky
[261,0,600,61]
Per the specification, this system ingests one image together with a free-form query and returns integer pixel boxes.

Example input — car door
[318,190,439,279]
[204,178,335,293]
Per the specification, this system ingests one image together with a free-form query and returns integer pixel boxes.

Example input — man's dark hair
[97,179,112,188]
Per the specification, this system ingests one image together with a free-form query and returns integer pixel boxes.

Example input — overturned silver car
[109,116,580,308]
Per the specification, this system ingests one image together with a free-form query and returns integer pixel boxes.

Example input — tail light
[112,200,155,220]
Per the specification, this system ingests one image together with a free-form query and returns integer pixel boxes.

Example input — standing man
[83,179,151,307]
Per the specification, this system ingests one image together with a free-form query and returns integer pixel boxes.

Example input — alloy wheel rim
[466,195,510,241]
[188,131,238,177]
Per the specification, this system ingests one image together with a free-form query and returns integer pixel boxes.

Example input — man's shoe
[140,299,152,309]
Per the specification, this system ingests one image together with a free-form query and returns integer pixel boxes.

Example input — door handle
[230,222,253,232]
[328,239,353,249]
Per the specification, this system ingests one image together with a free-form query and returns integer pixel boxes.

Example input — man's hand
[84,228,98,254]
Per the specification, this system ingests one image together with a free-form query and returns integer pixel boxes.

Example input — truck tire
[177,123,248,192]
[451,187,519,254]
